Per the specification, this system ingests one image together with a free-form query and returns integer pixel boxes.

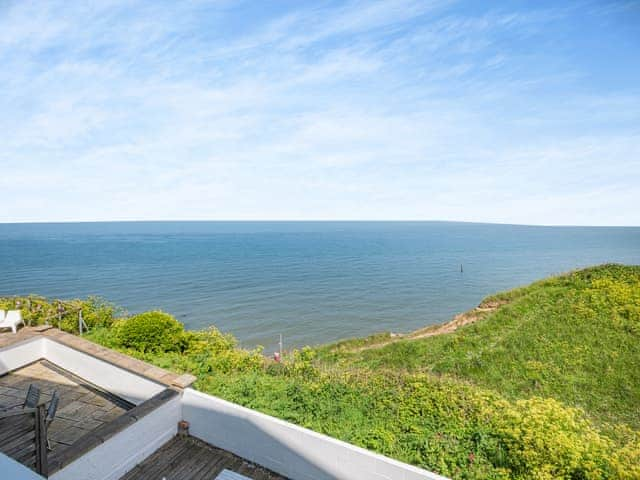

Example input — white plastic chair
[0,310,24,333]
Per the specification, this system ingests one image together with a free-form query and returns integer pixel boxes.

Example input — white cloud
[0,0,638,225]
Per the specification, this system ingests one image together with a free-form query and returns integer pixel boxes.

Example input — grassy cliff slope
[316,264,640,430]
[2,264,639,479]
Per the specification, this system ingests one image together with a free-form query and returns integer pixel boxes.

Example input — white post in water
[279,333,283,358]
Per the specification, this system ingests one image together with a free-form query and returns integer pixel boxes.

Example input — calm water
[0,222,638,351]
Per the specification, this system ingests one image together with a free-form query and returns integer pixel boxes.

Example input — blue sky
[1,0,638,225]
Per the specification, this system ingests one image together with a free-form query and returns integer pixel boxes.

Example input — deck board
[120,435,288,480]
[0,360,132,469]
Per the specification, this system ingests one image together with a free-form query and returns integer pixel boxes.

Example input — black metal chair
[45,390,60,450]
[24,384,41,409]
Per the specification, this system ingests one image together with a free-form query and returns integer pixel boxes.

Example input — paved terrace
[0,360,131,453]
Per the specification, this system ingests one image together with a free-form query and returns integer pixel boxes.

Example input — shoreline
[321,298,509,355]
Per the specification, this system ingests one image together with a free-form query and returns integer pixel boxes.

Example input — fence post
[34,404,48,476]
[57,303,64,330]
[78,310,89,335]
[26,298,31,326]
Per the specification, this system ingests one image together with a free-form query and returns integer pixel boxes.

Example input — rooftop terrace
[0,327,445,480]
[0,360,131,455]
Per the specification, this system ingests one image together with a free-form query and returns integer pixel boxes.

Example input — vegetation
[0,295,117,332]
[3,264,639,479]
[317,264,640,430]
[114,310,187,353]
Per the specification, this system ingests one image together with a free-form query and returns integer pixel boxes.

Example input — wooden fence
[0,405,48,476]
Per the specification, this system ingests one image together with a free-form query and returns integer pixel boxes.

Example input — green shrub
[115,310,186,353]
[0,295,118,333]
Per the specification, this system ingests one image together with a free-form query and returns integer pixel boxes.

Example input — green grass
[4,264,640,479]
[319,264,640,430]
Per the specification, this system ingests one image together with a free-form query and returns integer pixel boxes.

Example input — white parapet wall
[0,337,164,405]
[50,392,181,480]
[43,338,164,405]
[0,453,45,480]
[0,337,44,375]
[182,388,449,480]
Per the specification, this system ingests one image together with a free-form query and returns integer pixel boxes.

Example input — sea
[0,221,638,352]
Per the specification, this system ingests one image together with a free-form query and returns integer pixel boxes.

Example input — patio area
[0,360,132,455]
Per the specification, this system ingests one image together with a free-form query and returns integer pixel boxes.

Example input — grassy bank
[316,264,640,430]
[2,264,639,479]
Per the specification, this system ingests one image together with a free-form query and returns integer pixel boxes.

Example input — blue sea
[0,222,638,352]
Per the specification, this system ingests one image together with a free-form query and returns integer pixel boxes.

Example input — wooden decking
[0,405,47,475]
[0,360,132,463]
[120,435,288,480]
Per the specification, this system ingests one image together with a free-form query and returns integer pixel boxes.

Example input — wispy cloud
[0,0,638,225]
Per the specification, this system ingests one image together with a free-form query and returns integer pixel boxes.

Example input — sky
[0,0,639,225]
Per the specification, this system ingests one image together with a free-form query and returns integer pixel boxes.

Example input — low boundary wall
[0,337,43,375]
[43,338,164,405]
[50,391,181,480]
[182,388,448,480]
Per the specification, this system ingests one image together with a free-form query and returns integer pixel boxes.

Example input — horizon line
[0,219,638,228]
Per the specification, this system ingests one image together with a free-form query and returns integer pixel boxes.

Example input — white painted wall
[182,388,449,480]
[50,393,181,480]
[0,453,45,479]
[43,339,163,405]
[0,338,163,404]
[0,338,44,375]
